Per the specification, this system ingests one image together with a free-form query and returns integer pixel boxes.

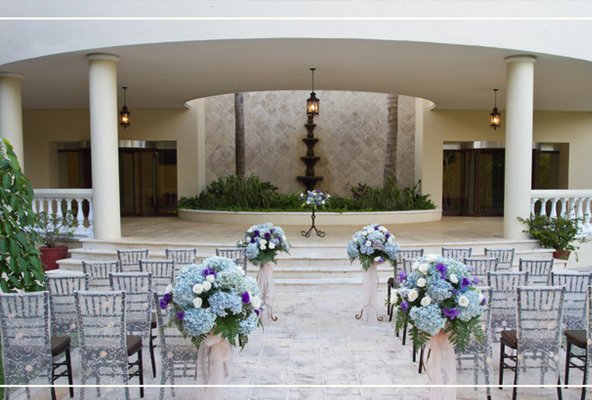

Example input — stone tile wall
[205,91,415,197]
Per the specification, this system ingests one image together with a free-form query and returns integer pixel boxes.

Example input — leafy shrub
[179,175,436,213]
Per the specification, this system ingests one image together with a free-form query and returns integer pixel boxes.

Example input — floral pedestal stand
[425,331,456,400]
[355,263,383,322]
[257,263,277,323]
[198,332,233,400]
[301,209,325,238]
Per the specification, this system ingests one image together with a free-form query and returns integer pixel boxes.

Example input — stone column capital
[0,72,24,80]
[505,55,537,64]
[86,53,119,63]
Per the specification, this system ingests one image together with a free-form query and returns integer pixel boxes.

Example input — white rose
[259,239,267,245]
[192,284,204,294]
[388,237,394,243]
[321,200,325,204]
[426,253,439,263]
[419,263,429,274]
[390,290,399,304]
[352,235,357,242]
[282,235,287,241]
[206,275,215,283]
[202,281,212,291]
[458,295,469,307]
[412,262,420,271]
[408,289,419,302]
[365,240,372,247]
[269,242,276,249]
[251,296,262,309]
[236,266,245,275]
[306,200,311,204]
[366,229,373,235]
[248,228,253,233]
[193,298,203,308]
[449,274,458,284]
[362,231,368,236]
[165,284,173,293]
[374,256,383,263]
[417,278,427,288]
[421,296,431,307]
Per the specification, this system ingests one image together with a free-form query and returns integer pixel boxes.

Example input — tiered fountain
[297,68,323,191]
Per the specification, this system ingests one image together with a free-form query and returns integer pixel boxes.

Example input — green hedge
[178,175,436,212]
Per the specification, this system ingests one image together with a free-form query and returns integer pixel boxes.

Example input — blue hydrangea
[182,307,217,336]
[456,289,484,322]
[217,268,247,293]
[409,303,447,335]
[201,256,235,273]
[173,265,206,309]
[243,276,261,297]
[426,275,454,303]
[347,241,360,258]
[245,243,260,260]
[208,291,243,317]
[384,243,398,259]
[239,312,259,334]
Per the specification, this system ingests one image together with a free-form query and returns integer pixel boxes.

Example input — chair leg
[418,346,425,374]
[412,343,416,362]
[66,348,74,398]
[512,362,518,400]
[582,361,588,400]
[557,376,563,400]
[138,348,144,398]
[499,341,505,388]
[565,342,572,386]
[150,334,157,378]
[51,387,57,400]
[402,321,408,346]
[387,285,392,317]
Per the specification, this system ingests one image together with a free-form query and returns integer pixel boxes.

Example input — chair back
[82,260,121,290]
[75,290,130,398]
[0,291,52,396]
[165,248,197,266]
[442,247,472,262]
[463,257,498,286]
[484,248,515,271]
[117,249,149,272]
[46,273,90,346]
[518,258,553,285]
[216,248,248,272]
[153,292,198,396]
[396,249,424,264]
[139,260,175,293]
[110,272,153,340]
[487,271,529,338]
[515,286,564,385]
[551,271,591,330]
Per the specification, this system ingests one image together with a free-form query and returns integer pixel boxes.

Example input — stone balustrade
[531,189,592,236]
[32,189,94,239]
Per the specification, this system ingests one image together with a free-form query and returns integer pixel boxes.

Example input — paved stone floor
[22,286,582,400]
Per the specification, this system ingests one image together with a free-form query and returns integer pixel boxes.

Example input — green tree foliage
[0,139,45,292]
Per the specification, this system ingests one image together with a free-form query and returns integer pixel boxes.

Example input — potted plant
[518,214,590,261]
[36,210,75,271]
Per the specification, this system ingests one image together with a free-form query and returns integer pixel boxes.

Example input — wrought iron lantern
[306,68,319,117]
[490,88,501,130]
[119,86,131,129]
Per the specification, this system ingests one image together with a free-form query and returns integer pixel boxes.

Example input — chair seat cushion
[51,336,71,357]
[126,335,142,356]
[500,330,517,349]
[565,329,587,348]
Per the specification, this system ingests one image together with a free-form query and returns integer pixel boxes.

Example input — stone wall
[205,91,415,197]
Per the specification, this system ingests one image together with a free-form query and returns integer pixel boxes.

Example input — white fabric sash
[425,331,457,400]
[197,333,233,400]
[257,263,276,325]
[361,263,380,323]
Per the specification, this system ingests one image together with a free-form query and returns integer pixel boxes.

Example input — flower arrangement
[346,223,398,271]
[300,190,330,211]
[393,254,486,351]
[159,256,262,350]
[238,222,290,267]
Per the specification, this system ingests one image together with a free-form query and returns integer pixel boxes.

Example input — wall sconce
[306,68,319,118]
[119,86,131,129]
[490,88,501,130]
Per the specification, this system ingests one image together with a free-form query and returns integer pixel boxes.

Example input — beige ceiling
[5,38,592,111]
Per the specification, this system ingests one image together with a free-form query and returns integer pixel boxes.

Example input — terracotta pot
[39,246,69,271]
[552,250,571,261]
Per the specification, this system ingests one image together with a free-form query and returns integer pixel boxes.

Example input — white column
[87,54,121,240]
[0,72,25,170]
[503,56,536,240]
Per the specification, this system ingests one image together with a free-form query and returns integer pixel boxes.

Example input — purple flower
[385,233,390,239]
[401,301,409,312]
[253,230,260,236]
[399,271,407,284]
[242,292,250,304]
[201,268,217,277]
[374,226,380,231]
[473,277,479,285]
[163,293,172,303]
[177,311,185,321]
[159,298,169,309]
[443,308,460,320]
[250,237,256,243]
[265,232,271,239]
[254,309,260,316]
[461,277,471,290]
[452,288,458,295]
[436,263,447,279]
[480,297,487,305]
[467,265,475,273]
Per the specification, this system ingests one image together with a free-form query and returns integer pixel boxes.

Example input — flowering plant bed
[346,223,398,271]
[300,190,330,211]
[238,222,290,267]
[393,254,485,352]
[159,256,262,350]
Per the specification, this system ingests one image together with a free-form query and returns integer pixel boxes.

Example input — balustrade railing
[32,189,94,239]
[530,190,592,236]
